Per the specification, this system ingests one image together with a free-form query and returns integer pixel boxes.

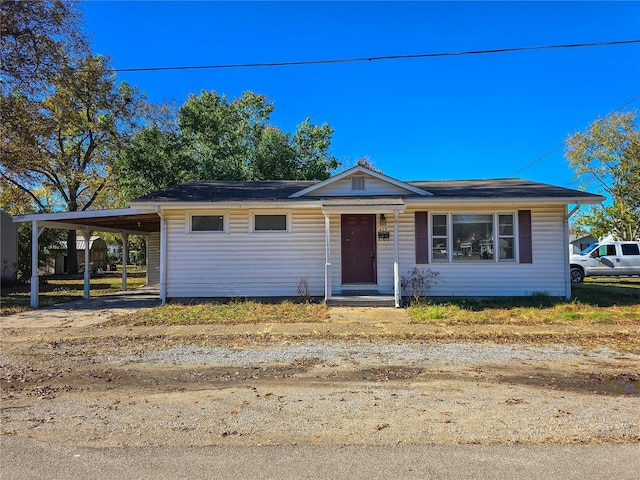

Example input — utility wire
[506,92,640,179]
[107,39,640,73]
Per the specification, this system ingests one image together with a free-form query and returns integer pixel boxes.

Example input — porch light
[380,214,387,227]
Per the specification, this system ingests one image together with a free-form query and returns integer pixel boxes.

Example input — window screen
[191,215,224,232]
[254,214,287,231]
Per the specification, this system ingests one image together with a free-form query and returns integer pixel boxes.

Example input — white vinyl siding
[402,205,567,296]
[162,203,568,299]
[146,232,160,285]
[164,208,324,298]
[312,174,414,197]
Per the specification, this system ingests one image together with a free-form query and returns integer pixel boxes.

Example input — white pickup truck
[570,241,640,283]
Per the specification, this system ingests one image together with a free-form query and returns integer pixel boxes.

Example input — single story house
[15,166,604,307]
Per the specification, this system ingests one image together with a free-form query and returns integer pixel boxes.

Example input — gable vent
[351,176,365,191]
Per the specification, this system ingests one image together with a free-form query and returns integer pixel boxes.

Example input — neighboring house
[1,209,18,282]
[47,235,109,274]
[569,234,598,254]
[13,166,604,306]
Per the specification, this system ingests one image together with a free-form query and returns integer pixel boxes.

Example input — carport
[13,208,161,308]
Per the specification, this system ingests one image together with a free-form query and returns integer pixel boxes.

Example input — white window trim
[429,212,517,264]
[497,212,517,263]
[250,210,292,233]
[186,212,228,234]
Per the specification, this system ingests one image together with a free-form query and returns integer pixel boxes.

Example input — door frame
[340,213,377,285]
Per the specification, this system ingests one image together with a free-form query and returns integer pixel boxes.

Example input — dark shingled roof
[131,178,603,203]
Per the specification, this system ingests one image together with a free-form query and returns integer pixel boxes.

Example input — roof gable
[289,166,431,198]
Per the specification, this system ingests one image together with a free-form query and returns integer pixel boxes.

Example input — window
[351,176,365,191]
[452,214,493,261]
[593,244,617,257]
[431,214,448,262]
[430,212,516,263]
[621,243,640,256]
[498,214,515,260]
[253,213,288,232]
[190,214,225,232]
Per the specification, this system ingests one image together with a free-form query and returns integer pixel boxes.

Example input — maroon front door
[341,214,377,284]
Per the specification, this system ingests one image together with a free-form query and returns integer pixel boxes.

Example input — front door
[341,214,376,284]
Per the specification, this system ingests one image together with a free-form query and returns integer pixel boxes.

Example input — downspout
[393,209,400,308]
[156,206,167,304]
[324,214,332,302]
[564,202,582,299]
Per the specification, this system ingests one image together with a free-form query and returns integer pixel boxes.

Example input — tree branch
[1,174,47,211]
[82,179,106,210]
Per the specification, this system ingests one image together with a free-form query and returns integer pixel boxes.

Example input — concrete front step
[326,295,396,307]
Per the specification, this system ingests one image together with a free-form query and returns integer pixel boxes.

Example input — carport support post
[81,228,92,299]
[30,221,44,308]
[121,232,128,291]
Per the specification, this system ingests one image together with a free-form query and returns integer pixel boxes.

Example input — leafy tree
[565,111,640,240]
[1,54,142,272]
[114,90,339,200]
[179,90,273,181]
[1,0,89,95]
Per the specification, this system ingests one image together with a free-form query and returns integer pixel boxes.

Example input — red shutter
[415,211,429,264]
[518,210,532,264]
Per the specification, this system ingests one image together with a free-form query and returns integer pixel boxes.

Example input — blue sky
[82,1,640,190]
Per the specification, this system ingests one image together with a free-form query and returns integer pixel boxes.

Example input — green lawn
[407,277,640,325]
[0,269,147,315]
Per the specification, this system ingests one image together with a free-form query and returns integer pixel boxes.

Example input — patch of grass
[408,278,640,325]
[572,277,640,306]
[110,300,329,326]
[0,270,147,315]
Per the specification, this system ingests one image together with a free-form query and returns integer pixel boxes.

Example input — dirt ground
[1,305,639,448]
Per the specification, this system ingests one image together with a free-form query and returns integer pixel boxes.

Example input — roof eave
[403,196,605,205]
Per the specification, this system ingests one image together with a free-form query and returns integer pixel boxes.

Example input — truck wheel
[570,266,584,283]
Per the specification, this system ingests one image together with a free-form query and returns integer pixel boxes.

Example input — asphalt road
[2,436,639,480]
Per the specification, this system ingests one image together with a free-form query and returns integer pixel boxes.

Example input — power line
[106,39,640,73]
[506,92,640,178]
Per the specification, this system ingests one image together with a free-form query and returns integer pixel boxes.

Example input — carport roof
[13,208,160,234]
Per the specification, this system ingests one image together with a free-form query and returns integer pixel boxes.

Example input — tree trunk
[67,229,78,274]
